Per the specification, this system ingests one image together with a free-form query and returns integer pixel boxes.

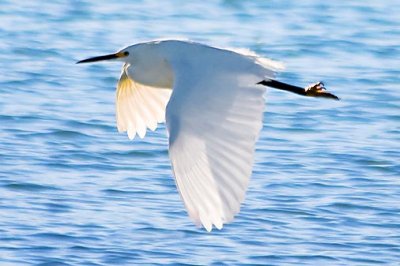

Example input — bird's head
[76,48,131,64]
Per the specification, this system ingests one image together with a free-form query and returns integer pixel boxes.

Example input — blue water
[1,0,399,265]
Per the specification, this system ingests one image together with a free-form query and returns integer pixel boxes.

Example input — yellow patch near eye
[116,51,128,58]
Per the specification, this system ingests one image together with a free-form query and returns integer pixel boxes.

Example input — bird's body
[77,39,338,232]
[122,40,280,88]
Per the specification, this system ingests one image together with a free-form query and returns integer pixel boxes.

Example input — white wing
[165,45,277,231]
[116,64,172,139]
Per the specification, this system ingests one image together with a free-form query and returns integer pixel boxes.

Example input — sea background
[0,0,399,265]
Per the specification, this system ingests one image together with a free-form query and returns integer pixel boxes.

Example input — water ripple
[1,0,399,265]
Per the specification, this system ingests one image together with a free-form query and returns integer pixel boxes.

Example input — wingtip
[127,130,136,140]
[200,219,224,232]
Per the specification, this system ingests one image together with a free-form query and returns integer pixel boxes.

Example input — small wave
[3,182,60,192]
[19,129,92,140]
[29,232,77,241]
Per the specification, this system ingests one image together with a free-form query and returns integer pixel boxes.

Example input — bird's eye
[124,51,129,56]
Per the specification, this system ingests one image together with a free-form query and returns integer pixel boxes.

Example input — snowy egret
[77,40,339,232]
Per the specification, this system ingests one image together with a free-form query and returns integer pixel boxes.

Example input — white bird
[77,40,338,232]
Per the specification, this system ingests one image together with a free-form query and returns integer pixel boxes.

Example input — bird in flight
[77,40,339,232]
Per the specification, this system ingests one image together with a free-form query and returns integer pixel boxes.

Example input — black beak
[76,53,121,64]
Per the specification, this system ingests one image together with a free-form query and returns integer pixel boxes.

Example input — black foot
[305,82,340,100]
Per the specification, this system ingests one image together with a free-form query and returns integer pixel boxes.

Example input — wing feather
[116,64,172,139]
[165,46,276,231]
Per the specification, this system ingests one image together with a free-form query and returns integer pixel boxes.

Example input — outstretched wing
[116,64,172,139]
[165,46,277,231]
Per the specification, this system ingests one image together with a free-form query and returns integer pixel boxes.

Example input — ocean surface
[1,0,399,265]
